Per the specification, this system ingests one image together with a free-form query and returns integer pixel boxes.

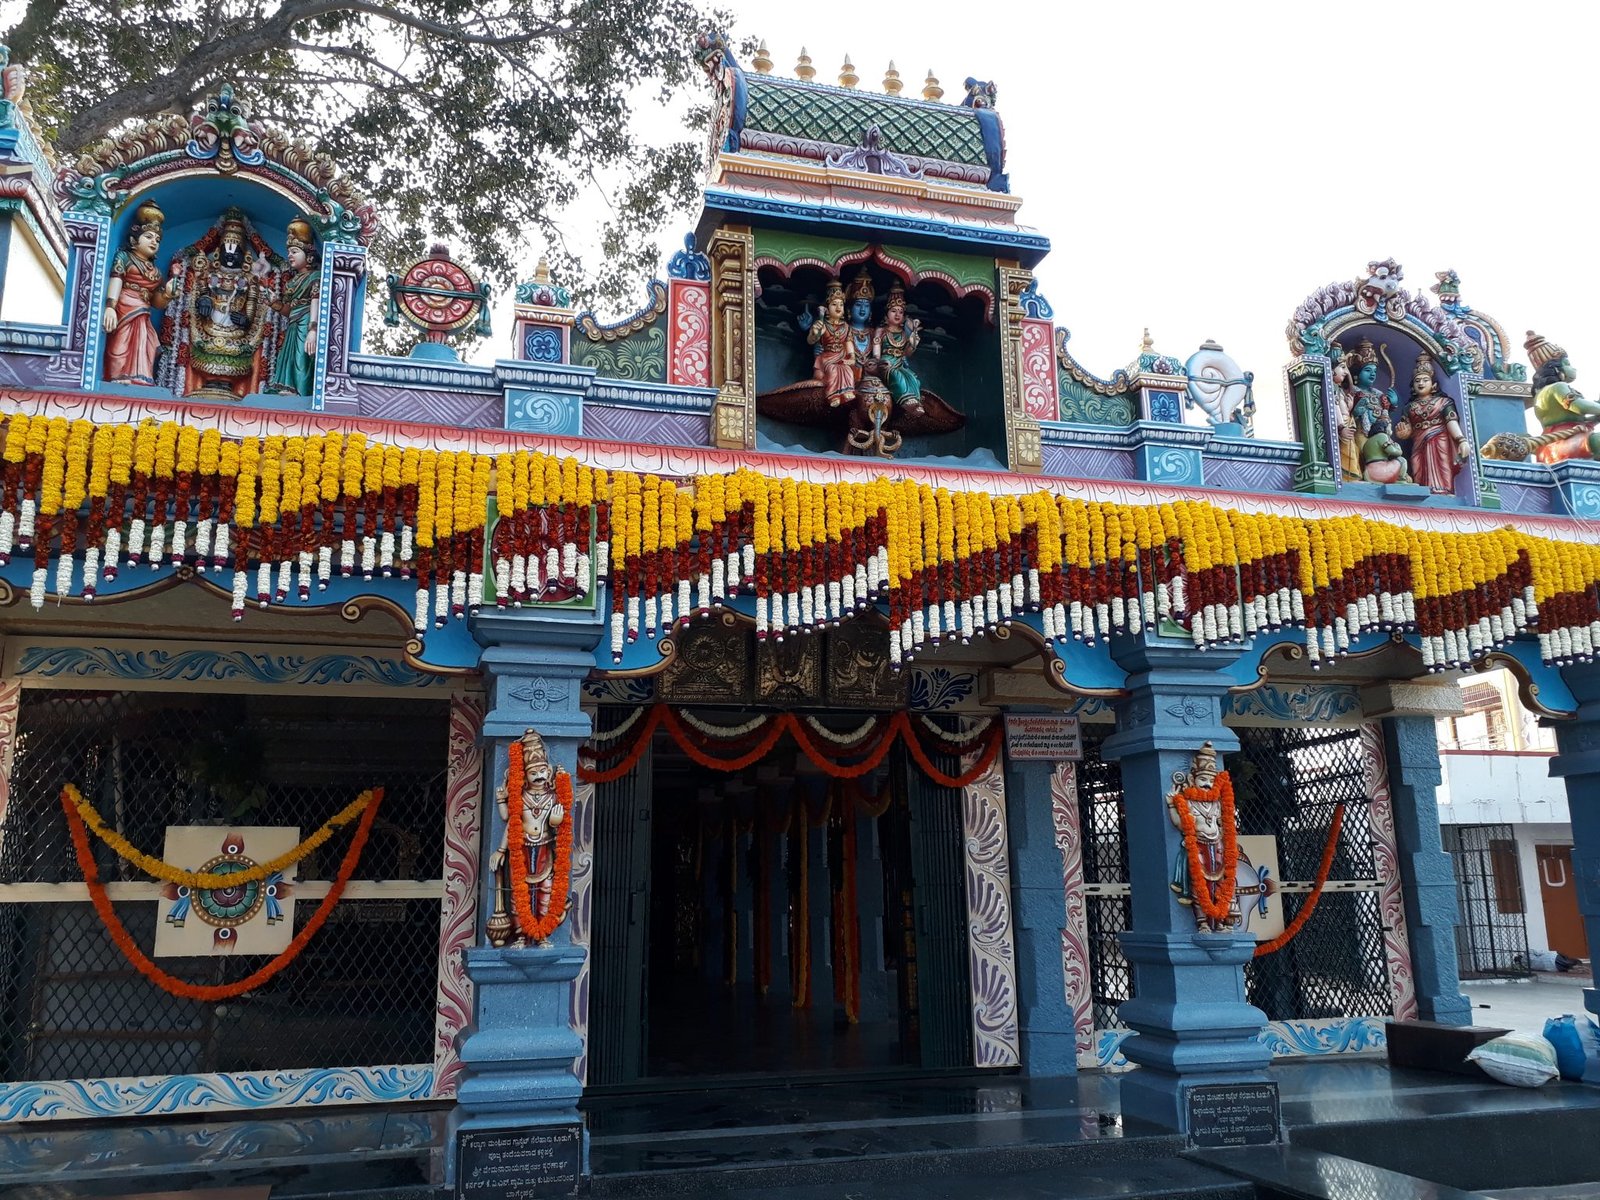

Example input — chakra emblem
[162,832,291,952]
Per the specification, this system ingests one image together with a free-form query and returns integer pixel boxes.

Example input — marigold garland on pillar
[505,739,577,943]
[5,411,1600,674]
[1171,770,1240,926]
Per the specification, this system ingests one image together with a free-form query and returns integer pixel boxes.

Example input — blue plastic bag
[1542,1015,1597,1081]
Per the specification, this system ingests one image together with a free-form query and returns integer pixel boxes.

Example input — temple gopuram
[0,29,1596,1198]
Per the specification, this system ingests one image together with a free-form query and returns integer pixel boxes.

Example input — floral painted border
[0,1065,434,1122]
[962,757,1019,1067]
[567,780,596,1083]
[1051,762,1097,1067]
[431,693,484,1097]
[1362,721,1419,1020]
[1092,1017,1388,1070]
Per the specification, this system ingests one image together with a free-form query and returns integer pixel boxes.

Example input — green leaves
[11,0,723,320]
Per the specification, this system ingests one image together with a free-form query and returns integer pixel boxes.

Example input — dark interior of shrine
[584,710,974,1089]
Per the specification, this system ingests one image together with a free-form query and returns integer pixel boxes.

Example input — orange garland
[1254,803,1346,957]
[1171,771,1239,925]
[506,740,576,943]
[61,784,385,1002]
[581,706,1001,791]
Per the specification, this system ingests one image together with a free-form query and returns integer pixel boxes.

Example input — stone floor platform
[2,1060,1599,1199]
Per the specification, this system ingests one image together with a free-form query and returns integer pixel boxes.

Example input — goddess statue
[171,208,271,399]
[487,729,566,946]
[102,201,172,386]
[796,278,857,407]
[1329,343,1361,480]
[265,218,320,396]
[1394,358,1469,493]
[874,282,925,416]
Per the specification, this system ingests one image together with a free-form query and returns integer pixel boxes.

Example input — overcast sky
[535,0,1598,441]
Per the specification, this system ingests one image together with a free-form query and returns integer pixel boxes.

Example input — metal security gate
[1443,823,1531,978]
[0,688,449,1088]
[1081,722,1398,1058]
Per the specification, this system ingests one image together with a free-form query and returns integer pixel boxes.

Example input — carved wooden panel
[659,620,751,704]
[756,636,822,704]
[826,623,905,709]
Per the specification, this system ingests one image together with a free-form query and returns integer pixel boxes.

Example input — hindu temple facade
[0,29,1595,1187]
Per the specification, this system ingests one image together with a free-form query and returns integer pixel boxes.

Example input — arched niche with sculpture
[751,245,999,463]
[1284,258,1483,503]
[53,84,377,409]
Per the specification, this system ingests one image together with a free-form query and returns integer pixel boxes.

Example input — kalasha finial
[1140,327,1154,354]
[883,61,903,95]
[922,70,943,101]
[795,47,816,81]
[534,255,551,285]
[839,55,859,88]
[753,39,773,74]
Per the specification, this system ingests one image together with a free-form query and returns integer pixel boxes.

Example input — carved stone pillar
[314,243,366,412]
[707,225,755,450]
[1549,663,1600,1082]
[1361,682,1472,1026]
[451,606,602,1179]
[998,265,1043,474]
[58,213,108,389]
[1287,358,1337,495]
[1100,636,1269,1133]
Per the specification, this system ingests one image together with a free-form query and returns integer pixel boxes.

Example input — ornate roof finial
[795,46,816,81]
[883,61,903,95]
[534,255,551,286]
[1140,327,1154,354]
[922,69,943,101]
[753,40,773,74]
[839,55,859,89]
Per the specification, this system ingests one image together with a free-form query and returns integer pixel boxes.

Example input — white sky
[524,0,1600,441]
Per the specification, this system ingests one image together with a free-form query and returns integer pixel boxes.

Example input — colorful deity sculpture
[1329,343,1361,480]
[797,278,857,407]
[874,281,925,416]
[1395,358,1470,493]
[265,218,320,395]
[1358,415,1412,485]
[102,201,172,386]
[169,208,272,399]
[487,729,567,947]
[1333,338,1402,482]
[1168,742,1238,933]
[1483,332,1600,463]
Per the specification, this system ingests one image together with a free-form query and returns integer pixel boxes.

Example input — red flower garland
[61,784,385,1002]
[1254,802,1346,957]
[505,740,576,942]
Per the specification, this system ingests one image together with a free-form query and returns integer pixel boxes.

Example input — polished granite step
[1191,1145,1481,1200]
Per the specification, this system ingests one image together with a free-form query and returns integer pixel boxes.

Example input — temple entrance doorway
[584,704,974,1088]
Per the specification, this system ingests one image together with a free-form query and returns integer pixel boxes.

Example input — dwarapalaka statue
[1168,741,1240,932]
[487,729,567,947]
[1394,357,1469,493]
[1481,332,1600,463]
[265,218,320,396]
[103,201,173,387]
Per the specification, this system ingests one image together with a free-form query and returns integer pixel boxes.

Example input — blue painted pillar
[1004,751,1075,1076]
[451,606,602,1169]
[1101,636,1269,1133]
[1370,691,1471,1026]
[1549,663,1600,1083]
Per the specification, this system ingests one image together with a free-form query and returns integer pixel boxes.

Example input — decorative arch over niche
[753,242,996,324]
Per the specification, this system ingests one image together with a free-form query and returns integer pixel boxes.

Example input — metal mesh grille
[0,688,450,1081]
[1077,725,1132,1031]
[1231,726,1393,1021]
[1080,722,1394,1030]
[1443,823,1531,978]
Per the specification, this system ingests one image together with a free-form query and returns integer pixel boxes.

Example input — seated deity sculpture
[164,208,274,400]
[757,268,964,458]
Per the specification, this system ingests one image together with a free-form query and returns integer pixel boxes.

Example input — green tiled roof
[743,75,988,168]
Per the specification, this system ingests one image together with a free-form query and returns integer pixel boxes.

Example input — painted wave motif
[14,646,446,689]
[0,1066,434,1122]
